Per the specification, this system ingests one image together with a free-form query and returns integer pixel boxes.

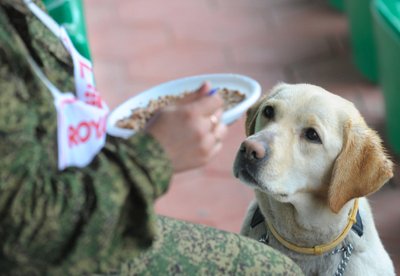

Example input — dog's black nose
[240,140,269,161]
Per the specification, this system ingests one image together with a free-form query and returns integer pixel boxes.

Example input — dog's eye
[304,128,322,143]
[263,105,275,119]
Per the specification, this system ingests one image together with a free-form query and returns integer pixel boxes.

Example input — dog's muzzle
[233,139,269,185]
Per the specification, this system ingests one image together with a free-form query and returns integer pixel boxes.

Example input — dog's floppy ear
[328,120,393,213]
[245,83,289,136]
[245,82,292,136]
[245,95,266,137]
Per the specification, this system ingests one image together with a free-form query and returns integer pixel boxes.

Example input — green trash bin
[372,0,400,154]
[346,0,379,83]
[329,0,345,11]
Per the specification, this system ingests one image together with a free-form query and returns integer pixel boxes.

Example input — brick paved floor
[86,0,399,272]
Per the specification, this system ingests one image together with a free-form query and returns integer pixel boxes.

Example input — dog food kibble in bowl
[116,88,245,131]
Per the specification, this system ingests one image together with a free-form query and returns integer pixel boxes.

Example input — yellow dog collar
[265,199,359,255]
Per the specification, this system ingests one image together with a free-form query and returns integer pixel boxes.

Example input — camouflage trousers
[117,216,303,276]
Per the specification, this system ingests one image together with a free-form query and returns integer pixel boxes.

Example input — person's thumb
[176,82,210,105]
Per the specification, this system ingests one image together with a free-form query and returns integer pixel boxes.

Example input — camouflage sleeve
[115,216,304,276]
[49,217,304,275]
[0,3,172,274]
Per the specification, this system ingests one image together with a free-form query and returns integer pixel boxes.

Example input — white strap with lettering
[24,0,109,170]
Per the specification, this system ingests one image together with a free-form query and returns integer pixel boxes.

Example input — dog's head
[233,83,393,213]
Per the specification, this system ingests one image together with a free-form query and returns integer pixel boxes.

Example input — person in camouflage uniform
[0,1,303,275]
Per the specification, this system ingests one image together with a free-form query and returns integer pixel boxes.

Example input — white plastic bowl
[107,73,261,139]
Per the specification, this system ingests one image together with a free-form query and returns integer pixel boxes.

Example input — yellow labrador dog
[235,83,395,275]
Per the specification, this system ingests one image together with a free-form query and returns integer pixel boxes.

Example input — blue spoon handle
[208,87,219,96]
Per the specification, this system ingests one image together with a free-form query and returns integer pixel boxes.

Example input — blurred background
[84,0,399,272]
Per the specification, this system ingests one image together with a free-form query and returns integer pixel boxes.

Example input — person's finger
[205,123,227,161]
[176,82,211,105]
[213,122,228,143]
[200,122,227,156]
[195,81,211,97]
[208,110,223,131]
[214,109,223,120]
[197,119,226,155]
[207,137,224,161]
[209,114,218,131]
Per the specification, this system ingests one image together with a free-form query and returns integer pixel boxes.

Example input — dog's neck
[255,190,355,247]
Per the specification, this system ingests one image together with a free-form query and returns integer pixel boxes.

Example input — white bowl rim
[107,73,261,139]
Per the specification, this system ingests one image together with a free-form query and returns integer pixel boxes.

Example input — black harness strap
[351,211,364,237]
[250,206,266,228]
